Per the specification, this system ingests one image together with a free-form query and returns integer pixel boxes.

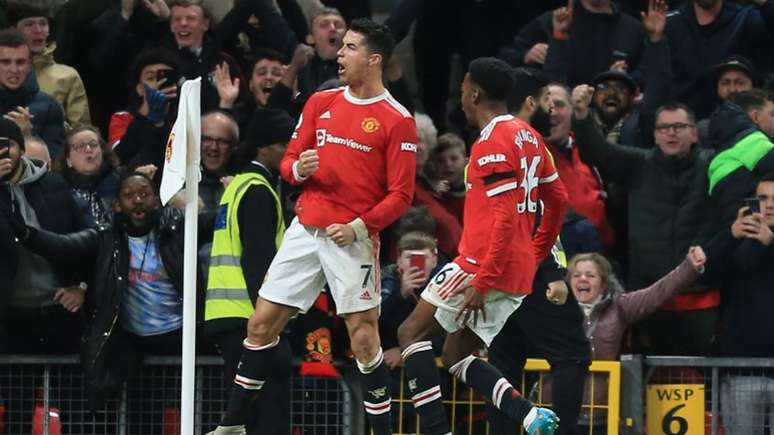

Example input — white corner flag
[160,77,202,205]
[159,77,201,435]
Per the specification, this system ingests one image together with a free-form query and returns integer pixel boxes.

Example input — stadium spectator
[703,175,774,435]
[697,55,758,146]
[205,109,294,435]
[408,114,462,260]
[545,83,614,254]
[225,48,287,129]
[0,117,83,354]
[431,133,467,225]
[379,231,446,368]
[199,111,239,214]
[665,0,774,119]
[566,247,707,431]
[707,89,774,233]
[9,3,91,130]
[0,28,65,156]
[107,48,180,155]
[52,126,120,228]
[572,88,717,355]
[23,134,50,168]
[501,0,645,88]
[15,172,203,408]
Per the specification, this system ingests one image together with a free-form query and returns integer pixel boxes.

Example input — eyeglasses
[71,141,101,152]
[202,136,235,148]
[655,123,695,134]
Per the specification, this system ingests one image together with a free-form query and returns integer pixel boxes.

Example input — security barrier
[636,356,774,435]
[0,355,354,435]
[390,358,621,435]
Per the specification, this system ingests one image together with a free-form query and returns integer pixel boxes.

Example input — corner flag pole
[159,77,202,435]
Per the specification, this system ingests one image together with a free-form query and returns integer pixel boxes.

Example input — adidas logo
[320,111,331,119]
[359,290,372,300]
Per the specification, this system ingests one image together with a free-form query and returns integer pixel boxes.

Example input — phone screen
[157,69,180,87]
[409,253,426,272]
[744,197,760,214]
[0,137,9,154]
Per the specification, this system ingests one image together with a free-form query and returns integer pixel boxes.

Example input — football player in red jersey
[208,19,417,435]
[396,57,568,435]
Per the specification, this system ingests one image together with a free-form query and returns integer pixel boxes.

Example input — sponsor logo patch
[477,153,507,166]
[400,142,418,152]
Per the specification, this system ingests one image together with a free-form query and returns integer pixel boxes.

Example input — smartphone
[157,69,181,87]
[744,197,760,214]
[409,252,426,272]
[0,137,9,154]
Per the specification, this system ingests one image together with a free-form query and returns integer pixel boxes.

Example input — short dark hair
[118,170,155,190]
[760,172,774,184]
[508,67,548,112]
[348,18,395,67]
[731,89,774,113]
[655,102,696,124]
[247,48,286,72]
[0,28,29,51]
[394,206,436,239]
[467,57,514,104]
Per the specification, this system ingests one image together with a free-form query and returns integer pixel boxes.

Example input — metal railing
[0,355,355,435]
[620,356,774,435]
[390,358,621,435]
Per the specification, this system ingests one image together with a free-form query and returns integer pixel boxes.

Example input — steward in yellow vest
[203,109,295,435]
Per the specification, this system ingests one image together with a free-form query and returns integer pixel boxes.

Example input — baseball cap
[591,70,638,94]
[712,55,758,83]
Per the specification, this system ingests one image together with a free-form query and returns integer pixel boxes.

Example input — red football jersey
[280,87,417,234]
[455,115,568,295]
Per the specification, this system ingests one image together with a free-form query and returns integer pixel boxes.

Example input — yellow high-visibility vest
[204,171,285,321]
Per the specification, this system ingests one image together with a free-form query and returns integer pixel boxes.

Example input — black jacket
[573,114,714,291]
[0,160,82,320]
[703,228,774,357]
[24,207,203,408]
[501,2,644,87]
[707,102,774,233]
[665,0,774,119]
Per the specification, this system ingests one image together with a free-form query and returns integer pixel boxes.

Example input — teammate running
[397,57,568,435]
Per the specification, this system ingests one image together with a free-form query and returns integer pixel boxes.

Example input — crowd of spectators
[1,0,774,433]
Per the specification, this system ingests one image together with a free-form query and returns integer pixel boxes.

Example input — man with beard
[0,117,83,354]
[665,0,774,119]
[572,88,718,356]
[587,0,671,149]
[9,171,204,411]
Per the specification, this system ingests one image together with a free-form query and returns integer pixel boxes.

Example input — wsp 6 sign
[646,384,705,435]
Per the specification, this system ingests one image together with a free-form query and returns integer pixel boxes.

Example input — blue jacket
[379,262,446,350]
[0,72,65,157]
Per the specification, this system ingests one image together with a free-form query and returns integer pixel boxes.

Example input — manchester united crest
[164,132,175,163]
[361,117,380,133]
